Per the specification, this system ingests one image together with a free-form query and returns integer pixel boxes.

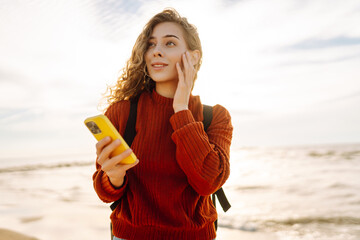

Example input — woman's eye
[166,41,175,46]
[148,42,156,48]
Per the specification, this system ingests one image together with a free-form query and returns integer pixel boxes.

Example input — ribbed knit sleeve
[92,166,129,203]
[170,104,233,196]
[92,101,131,203]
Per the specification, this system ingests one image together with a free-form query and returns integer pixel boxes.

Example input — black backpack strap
[212,189,231,232]
[123,96,139,146]
[202,104,213,132]
[203,105,231,231]
[109,96,139,211]
[211,192,218,230]
[214,188,231,212]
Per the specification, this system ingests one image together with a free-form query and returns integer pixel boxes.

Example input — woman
[93,8,233,240]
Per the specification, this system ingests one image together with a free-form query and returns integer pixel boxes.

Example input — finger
[102,148,133,171]
[185,51,192,67]
[184,51,194,70]
[109,158,139,178]
[96,155,110,168]
[115,148,134,165]
[183,52,195,74]
[122,159,140,171]
[105,158,139,183]
[176,62,184,81]
[97,139,121,165]
[96,136,112,156]
[182,53,189,70]
[182,52,196,87]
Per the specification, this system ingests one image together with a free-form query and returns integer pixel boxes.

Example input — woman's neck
[155,81,178,99]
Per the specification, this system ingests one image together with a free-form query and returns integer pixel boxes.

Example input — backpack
[110,97,231,238]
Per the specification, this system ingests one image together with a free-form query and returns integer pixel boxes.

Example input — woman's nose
[153,46,163,57]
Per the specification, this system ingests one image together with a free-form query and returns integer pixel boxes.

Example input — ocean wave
[264,216,360,225]
[308,150,360,160]
[0,161,93,173]
[232,185,271,191]
[218,223,258,232]
[218,216,360,233]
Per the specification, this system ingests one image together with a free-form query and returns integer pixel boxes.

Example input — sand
[0,228,39,240]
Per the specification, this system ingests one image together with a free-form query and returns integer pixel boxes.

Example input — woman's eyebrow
[149,34,180,40]
[163,34,179,39]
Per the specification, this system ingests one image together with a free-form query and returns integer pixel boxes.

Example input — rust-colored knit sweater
[93,90,233,240]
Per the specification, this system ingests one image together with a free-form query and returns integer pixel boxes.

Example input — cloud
[232,95,360,147]
[0,108,30,122]
[0,67,31,84]
[291,36,360,49]
[94,0,143,16]
[321,89,360,103]
[0,0,360,155]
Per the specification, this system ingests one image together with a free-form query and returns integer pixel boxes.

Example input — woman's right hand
[96,137,139,188]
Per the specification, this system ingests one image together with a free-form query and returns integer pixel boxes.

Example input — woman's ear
[190,50,201,67]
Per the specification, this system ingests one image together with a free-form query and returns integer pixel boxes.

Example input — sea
[1,143,360,239]
[222,143,360,240]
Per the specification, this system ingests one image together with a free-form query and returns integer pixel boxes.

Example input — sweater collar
[151,89,198,109]
[152,89,173,106]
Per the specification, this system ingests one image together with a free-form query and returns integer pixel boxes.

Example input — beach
[0,228,38,240]
[0,160,277,240]
[0,227,278,240]
[1,143,360,239]
[0,228,278,240]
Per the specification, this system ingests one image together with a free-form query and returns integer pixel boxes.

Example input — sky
[0,0,360,159]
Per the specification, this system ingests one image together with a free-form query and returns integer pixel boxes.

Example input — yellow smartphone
[84,114,137,164]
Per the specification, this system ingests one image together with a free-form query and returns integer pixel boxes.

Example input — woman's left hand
[173,51,197,113]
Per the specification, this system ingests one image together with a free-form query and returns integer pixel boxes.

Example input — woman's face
[145,22,188,84]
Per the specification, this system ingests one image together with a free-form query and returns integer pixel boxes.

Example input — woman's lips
[151,62,168,70]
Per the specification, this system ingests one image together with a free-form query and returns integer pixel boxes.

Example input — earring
[143,66,152,91]
[143,65,150,77]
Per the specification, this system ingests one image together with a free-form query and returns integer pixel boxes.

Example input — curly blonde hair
[104,8,203,109]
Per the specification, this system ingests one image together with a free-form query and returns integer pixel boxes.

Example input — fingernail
[115,139,121,144]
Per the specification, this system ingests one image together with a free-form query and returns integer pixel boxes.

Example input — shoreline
[217,227,278,239]
[0,227,277,240]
